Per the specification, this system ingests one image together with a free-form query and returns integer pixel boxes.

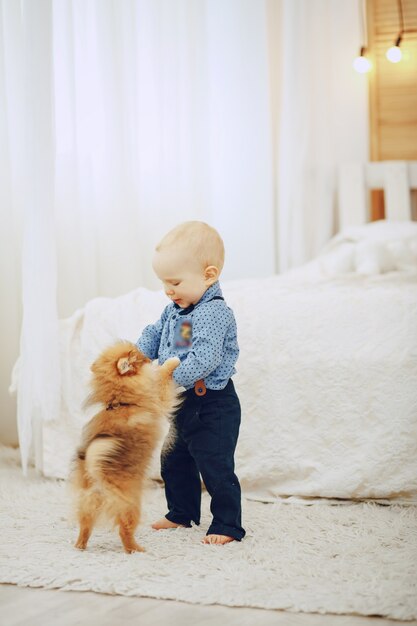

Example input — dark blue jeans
[161,378,246,541]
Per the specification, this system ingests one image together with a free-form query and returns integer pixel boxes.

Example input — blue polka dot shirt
[136,281,239,390]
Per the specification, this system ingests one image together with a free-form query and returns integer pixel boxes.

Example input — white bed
[9,162,417,501]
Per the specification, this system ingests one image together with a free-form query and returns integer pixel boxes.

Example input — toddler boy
[136,221,245,545]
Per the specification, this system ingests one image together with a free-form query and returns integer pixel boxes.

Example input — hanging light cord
[396,0,417,46]
[398,0,404,34]
[395,0,404,46]
[358,0,368,56]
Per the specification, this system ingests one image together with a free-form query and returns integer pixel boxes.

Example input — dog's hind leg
[118,506,145,553]
[75,515,95,550]
[74,491,102,550]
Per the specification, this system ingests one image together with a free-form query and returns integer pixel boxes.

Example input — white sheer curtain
[1,0,368,473]
[1,0,61,474]
[277,0,369,270]
[51,0,275,318]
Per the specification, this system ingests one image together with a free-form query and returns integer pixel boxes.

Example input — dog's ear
[117,355,136,375]
[116,349,148,376]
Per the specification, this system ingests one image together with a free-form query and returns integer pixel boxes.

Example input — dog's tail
[84,435,137,508]
[85,435,124,480]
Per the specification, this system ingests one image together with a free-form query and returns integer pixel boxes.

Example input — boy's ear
[204,265,219,284]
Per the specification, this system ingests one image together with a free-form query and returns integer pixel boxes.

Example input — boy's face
[152,249,214,308]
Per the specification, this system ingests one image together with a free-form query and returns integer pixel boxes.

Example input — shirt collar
[196,280,222,305]
[173,281,222,314]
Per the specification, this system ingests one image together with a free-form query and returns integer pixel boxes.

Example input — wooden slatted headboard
[338,161,417,230]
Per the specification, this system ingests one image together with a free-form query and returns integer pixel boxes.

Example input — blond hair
[155,221,225,272]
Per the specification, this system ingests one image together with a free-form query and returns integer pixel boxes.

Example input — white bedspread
[233,271,417,500]
[9,222,417,501]
[10,274,417,501]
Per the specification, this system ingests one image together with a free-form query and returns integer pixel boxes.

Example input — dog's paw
[162,357,181,374]
[166,357,180,367]
[125,543,146,554]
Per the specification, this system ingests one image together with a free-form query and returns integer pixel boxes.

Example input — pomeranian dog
[68,341,181,553]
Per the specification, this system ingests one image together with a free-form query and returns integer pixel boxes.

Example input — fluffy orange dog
[69,341,181,553]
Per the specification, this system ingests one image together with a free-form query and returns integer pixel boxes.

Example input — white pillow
[318,220,417,276]
[319,242,355,275]
[354,240,396,275]
[386,239,417,271]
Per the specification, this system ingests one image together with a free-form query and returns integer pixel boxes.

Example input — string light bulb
[353,47,372,73]
[386,45,402,62]
[354,2,371,73]
[386,34,403,63]
[353,48,372,74]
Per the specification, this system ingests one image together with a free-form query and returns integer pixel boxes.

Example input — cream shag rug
[0,446,416,620]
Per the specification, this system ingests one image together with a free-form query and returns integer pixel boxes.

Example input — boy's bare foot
[202,534,235,545]
[151,517,187,530]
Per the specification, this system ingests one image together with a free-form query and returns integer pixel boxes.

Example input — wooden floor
[0,584,414,626]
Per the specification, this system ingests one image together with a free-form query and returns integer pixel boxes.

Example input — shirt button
[167,342,171,347]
